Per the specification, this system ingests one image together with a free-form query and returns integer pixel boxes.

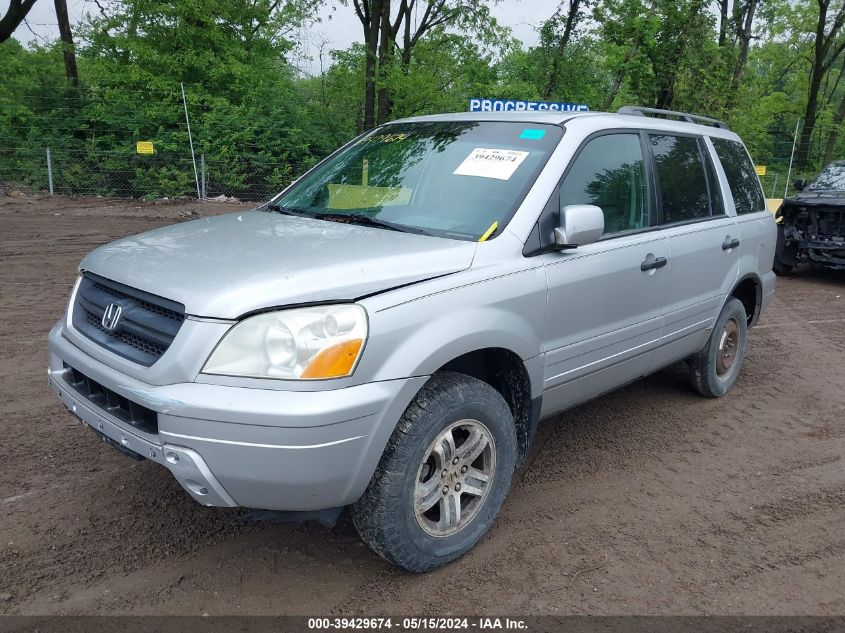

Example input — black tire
[351,371,517,572]
[773,224,794,275]
[689,297,748,398]
[773,259,794,275]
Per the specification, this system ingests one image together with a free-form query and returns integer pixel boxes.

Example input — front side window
[559,133,649,234]
[274,121,563,241]
[650,134,721,224]
[711,137,765,214]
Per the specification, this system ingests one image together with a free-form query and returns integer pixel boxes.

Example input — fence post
[770,174,779,199]
[784,117,800,198]
[46,147,54,195]
[200,153,206,199]
[180,82,201,200]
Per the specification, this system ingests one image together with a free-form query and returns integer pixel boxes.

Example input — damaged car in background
[775,161,845,273]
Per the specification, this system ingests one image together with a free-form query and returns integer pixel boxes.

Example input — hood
[784,190,845,206]
[80,210,477,319]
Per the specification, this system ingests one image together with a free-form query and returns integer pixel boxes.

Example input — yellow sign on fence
[755,165,766,176]
[136,141,154,155]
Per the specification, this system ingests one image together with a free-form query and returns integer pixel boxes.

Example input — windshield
[272,121,563,240]
[808,162,845,191]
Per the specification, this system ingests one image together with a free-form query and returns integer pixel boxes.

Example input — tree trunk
[823,89,845,166]
[542,0,582,100]
[798,76,824,169]
[796,0,831,169]
[363,0,383,131]
[0,0,37,43]
[377,0,392,124]
[401,3,412,71]
[653,0,705,111]
[730,0,757,91]
[724,0,758,112]
[655,87,674,110]
[717,0,729,47]
[54,0,79,83]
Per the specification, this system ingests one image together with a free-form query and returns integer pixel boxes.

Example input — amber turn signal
[301,339,364,379]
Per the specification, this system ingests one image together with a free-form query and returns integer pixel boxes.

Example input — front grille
[63,363,158,435]
[71,272,185,366]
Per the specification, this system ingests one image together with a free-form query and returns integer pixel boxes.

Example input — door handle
[722,237,740,251]
[641,256,668,271]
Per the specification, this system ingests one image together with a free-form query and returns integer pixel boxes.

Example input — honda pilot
[48,107,776,571]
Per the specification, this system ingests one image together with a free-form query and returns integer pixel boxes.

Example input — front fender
[355,266,548,393]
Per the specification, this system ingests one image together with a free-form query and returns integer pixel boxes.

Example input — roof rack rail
[617,106,729,130]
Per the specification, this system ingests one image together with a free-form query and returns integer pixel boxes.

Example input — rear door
[709,136,776,313]
[540,131,670,416]
[648,132,740,365]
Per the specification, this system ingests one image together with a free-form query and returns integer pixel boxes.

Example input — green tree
[0,0,37,43]
[540,0,590,100]
[796,0,845,168]
[352,0,505,129]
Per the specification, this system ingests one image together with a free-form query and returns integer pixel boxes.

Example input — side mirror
[554,204,604,248]
[793,178,807,192]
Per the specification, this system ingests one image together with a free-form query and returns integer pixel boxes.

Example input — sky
[5,0,556,74]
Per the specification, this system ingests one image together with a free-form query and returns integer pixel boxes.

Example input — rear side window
[650,134,721,224]
[711,137,765,215]
[559,133,650,234]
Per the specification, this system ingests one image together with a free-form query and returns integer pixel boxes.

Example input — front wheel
[688,297,748,397]
[351,372,517,572]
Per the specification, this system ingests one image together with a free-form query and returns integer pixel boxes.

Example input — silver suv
[48,107,776,571]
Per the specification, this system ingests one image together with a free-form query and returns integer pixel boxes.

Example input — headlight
[202,304,367,380]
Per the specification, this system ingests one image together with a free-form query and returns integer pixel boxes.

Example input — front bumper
[48,321,426,511]
[806,237,845,269]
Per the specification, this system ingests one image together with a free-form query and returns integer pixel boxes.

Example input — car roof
[397,111,588,125]
[393,110,742,142]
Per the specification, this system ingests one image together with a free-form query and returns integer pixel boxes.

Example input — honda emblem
[101,303,123,332]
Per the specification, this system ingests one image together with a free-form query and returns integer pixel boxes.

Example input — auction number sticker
[453,148,529,180]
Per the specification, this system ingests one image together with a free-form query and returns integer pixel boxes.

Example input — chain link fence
[1,145,823,205]
[1,150,801,200]
[0,118,823,205]
[0,147,308,202]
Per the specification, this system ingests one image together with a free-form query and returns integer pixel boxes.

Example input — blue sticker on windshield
[520,129,546,140]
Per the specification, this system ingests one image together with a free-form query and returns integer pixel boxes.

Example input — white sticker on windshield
[453,148,530,180]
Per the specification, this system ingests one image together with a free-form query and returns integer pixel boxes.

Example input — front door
[540,132,669,417]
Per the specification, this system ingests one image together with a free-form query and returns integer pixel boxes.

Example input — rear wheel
[773,224,794,275]
[351,372,517,572]
[773,259,794,275]
[689,297,748,398]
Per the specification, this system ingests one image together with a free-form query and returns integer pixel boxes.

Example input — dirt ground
[0,194,843,616]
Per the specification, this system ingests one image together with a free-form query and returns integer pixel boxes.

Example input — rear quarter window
[711,137,765,215]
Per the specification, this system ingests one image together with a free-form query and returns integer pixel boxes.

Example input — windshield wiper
[265,202,309,217]
[268,206,429,235]
[315,212,412,234]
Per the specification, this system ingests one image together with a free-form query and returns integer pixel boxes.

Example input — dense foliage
[1,0,844,199]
